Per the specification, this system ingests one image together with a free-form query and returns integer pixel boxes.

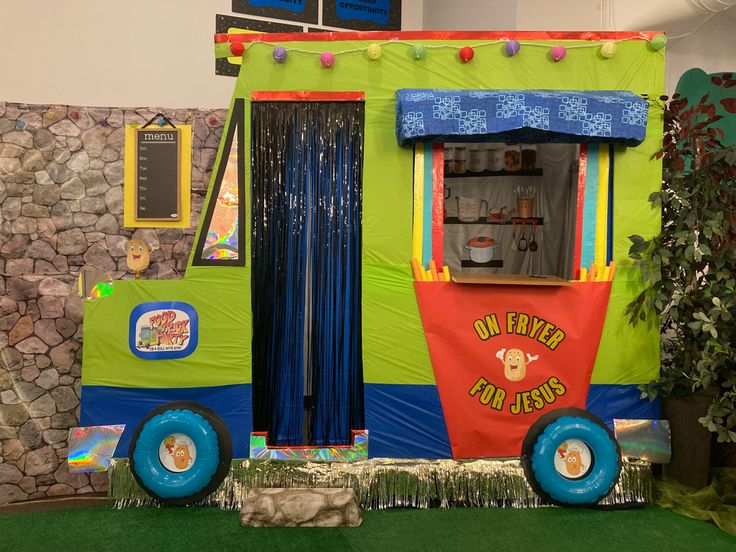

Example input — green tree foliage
[628,92,736,443]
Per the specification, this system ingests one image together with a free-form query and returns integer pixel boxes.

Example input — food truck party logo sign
[413,283,612,458]
[129,302,198,360]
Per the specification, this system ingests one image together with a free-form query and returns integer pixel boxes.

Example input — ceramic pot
[465,236,499,263]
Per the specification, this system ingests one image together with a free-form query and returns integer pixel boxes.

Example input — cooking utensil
[529,220,538,252]
[456,197,488,223]
[465,236,500,263]
[515,186,536,218]
[511,220,517,251]
[487,206,507,223]
[518,222,528,251]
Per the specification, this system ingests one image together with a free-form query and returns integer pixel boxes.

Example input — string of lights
[217,34,667,67]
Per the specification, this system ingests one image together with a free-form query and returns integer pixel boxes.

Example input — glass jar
[521,145,537,172]
[454,147,468,174]
[504,144,521,172]
[468,148,484,173]
[443,146,454,175]
[486,145,504,171]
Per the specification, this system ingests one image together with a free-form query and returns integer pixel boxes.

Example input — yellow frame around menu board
[123,124,192,228]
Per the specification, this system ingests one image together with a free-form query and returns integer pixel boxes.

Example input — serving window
[411,141,616,284]
[441,142,583,280]
[400,88,643,284]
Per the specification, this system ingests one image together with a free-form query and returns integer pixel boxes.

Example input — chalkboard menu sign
[134,128,181,221]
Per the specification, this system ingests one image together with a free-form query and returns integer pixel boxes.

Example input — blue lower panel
[365,383,452,459]
[80,384,252,458]
[80,383,648,461]
[585,384,660,427]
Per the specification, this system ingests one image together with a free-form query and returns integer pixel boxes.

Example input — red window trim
[218,30,661,45]
[251,91,365,102]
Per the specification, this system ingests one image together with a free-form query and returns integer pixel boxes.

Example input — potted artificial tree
[627,91,736,488]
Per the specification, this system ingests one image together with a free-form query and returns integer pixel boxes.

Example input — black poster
[135,129,180,221]
[322,0,401,31]
[231,0,318,24]
[215,14,304,76]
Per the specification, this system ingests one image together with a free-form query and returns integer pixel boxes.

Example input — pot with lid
[465,236,500,263]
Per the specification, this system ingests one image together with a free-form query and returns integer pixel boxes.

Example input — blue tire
[129,401,232,505]
[521,407,621,506]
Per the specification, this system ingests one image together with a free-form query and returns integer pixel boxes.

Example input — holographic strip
[89,281,114,299]
[68,425,126,473]
[249,431,368,462]
[614,419,672,464]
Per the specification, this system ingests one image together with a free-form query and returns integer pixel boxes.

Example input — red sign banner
[414,281,612,459]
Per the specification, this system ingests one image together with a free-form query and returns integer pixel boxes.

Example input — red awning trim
[251,91,366,101]
[219,30,661,44]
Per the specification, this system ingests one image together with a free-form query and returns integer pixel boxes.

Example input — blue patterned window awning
[396,89,649,147]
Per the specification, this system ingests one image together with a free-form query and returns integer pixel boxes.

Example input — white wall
[660,15,736,93]
[1,1,733,107]
[516,0,736,93]
[0,0,234,108]
[423,0,516,30]
[0,0,424,108]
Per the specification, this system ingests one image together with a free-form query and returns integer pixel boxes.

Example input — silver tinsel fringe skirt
[109,457,651,510]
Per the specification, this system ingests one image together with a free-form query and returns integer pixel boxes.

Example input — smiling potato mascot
[126,239,151,279]
[496,348,539,382]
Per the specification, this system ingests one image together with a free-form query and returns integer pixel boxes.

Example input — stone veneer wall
[0,102,226,504]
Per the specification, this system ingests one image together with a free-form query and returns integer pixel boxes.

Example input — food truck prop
[79,30,665,507]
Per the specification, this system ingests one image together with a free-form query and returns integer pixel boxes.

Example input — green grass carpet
[1,505,734,551]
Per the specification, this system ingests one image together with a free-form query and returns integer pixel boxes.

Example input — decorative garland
[215,33,666,67]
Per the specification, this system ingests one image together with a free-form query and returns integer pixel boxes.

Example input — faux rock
[21,150,45,172]
[60,176,85,200]
[50,386,78,412]
[16,337,49,354]
[0,484,28,505]
[0,102,226,505]
[36,368,59,390]
[28,240,57,261]
[19,419,43,449]
[0,404,30,426]
[49,342,78,372]
[15,381,45,403]
[34,319,63,346]
[46,162,72,184]
[240,488,362,527]
[29,394,56,417]
[57,228,87,255]
[25,446,59,476]
[9,315,33,345]
[38,296,64,318]
[0,464,24,485]
[38,278,70,296]
[80,170,108,196]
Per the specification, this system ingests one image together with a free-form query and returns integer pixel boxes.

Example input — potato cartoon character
[564,448,585,476]
[496,348,539,382]
[126,239,151,277]
[173,443,192,470]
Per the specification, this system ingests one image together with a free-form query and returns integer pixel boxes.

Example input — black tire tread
[128,401,233,506]
[520,407,621,507]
